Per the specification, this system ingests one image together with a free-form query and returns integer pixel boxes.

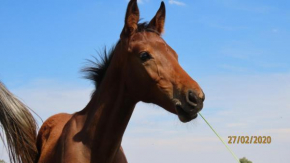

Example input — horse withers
[0,1,205,163]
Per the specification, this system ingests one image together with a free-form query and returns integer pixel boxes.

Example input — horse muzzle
[173,89,205,123]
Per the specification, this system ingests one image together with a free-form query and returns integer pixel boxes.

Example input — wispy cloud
[219,64,249,72]
[198,16,249,31]
[137,0,144,4]
[226,123,248,128]
[217,0,273,13]
[168,0,186,6]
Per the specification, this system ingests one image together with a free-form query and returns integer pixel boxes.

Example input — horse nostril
[187,90,198,106]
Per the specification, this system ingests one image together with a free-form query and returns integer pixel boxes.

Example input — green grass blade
[198,112,240,163]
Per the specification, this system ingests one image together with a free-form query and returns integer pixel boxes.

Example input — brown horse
[0,1,205,163]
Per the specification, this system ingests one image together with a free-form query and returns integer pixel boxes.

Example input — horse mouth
[174,100,198,123]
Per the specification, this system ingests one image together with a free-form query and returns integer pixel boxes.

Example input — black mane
[82,44,117,90]
[82,22,158,91]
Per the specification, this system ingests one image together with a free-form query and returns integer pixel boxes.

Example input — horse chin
[173,99,198,123]
[175,105,198,123]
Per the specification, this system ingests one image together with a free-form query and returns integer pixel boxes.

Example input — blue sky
[0,0,290,163]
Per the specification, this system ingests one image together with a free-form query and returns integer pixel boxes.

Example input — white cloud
[169,0,186,6]
[12,79,93,122]
[226,123,248,128]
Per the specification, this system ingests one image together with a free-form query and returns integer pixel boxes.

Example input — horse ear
[148,1,166,34]
[121,0,140,38]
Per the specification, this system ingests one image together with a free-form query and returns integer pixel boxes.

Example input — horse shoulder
[37,113,72,162]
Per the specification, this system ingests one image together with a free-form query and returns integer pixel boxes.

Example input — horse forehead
[128,32,168,54]
[131,32,165,45]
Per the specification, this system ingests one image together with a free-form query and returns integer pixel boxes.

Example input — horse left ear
[148,1,166,34]
[121,0,140,38]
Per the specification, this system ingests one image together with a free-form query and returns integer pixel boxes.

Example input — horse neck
[81,55,137,162]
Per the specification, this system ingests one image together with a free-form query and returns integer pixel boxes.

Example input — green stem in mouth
[198,112,240,163]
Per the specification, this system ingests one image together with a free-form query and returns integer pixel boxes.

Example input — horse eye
[140,52,151,62]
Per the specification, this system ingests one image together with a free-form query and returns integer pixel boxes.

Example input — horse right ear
[121,0,140,38]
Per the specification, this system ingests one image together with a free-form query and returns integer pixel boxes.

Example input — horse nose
[186,89,205,110]
[186,90,198,107]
